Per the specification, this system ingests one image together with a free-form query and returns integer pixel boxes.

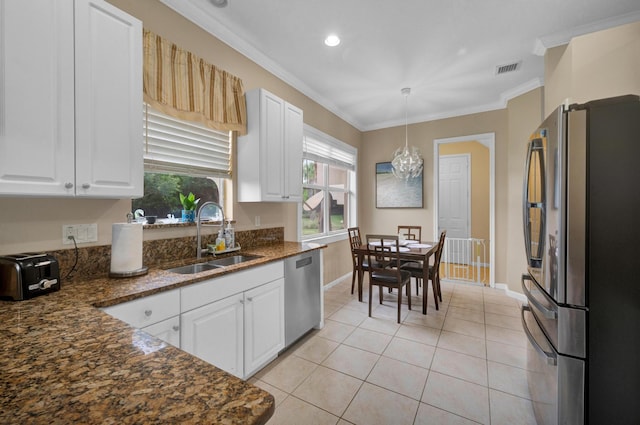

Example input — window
[301,125,357,241]
[132,105,231,222]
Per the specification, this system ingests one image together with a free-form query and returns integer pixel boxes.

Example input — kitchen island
[0,242,324,424]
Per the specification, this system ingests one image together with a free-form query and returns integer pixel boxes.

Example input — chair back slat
[432,230,447,278]
[397,225,422,241]
[366,234,403,279]
[348,227,362,251]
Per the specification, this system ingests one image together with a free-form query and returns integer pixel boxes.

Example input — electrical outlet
[255,216,261,226]
[62,224,98,244]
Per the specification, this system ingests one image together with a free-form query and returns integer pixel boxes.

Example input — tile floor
[249,276,538,425]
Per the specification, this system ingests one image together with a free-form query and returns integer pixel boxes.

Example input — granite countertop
[0,242,325,424]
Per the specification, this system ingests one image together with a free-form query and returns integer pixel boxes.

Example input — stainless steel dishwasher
[284,250,321,347]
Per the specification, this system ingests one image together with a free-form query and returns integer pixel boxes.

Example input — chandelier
[391,88,423,179]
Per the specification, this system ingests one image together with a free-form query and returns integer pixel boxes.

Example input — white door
[0,0,75,196]
[283,102,303,201]
[74,0,143,198]
[181,294,244,378]
[439,154,470,263]
[262,91,285,201]
[244,279,285,377]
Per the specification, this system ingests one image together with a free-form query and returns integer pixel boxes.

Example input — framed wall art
[375,162,423,208]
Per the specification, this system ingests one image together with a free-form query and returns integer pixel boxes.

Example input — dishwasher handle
[296,256,313,269]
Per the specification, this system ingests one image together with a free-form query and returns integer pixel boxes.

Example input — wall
[545,21,640,114]
[439,141,490,244]
[505,88,544,292]
[0,0,358,286]
[360,109,510,284]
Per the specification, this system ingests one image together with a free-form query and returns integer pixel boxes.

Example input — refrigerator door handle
[522,305,557,366]
[521,274,557,319]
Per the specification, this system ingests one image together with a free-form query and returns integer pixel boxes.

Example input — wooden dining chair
[401,230,446,312]
[397,225,422,241]
[366,234,412,323]
[397,225,423,295]
[348,227,367,296]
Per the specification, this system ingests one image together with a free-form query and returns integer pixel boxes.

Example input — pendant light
[391,88,423,179]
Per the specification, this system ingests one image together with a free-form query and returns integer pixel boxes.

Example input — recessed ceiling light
[210,0,228,7]
[324,34,340,47]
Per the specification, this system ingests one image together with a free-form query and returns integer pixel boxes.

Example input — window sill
[142,219,229,229]
[302,232,348,245]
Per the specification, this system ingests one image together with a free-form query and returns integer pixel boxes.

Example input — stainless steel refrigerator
[521,95,640,425]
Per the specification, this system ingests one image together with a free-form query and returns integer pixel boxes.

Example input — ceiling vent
[495,61,521,75]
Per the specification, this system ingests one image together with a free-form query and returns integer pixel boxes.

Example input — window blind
[143,104,231,178]
[302,125,356,170]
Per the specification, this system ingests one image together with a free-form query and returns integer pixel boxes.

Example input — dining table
[353,240,438,314]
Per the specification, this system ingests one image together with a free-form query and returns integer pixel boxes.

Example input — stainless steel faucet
[196,201,225,259]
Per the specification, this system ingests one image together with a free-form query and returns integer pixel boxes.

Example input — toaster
[0,253,61,300]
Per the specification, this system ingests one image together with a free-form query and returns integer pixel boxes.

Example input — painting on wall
[375,162,423,208]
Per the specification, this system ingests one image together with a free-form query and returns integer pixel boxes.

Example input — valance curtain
[143,29,247,135]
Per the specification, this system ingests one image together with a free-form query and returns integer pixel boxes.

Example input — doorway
[439,154,471,261]
[434,133,495,287]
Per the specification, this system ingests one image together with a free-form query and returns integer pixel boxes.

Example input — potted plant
[179,192,200,223]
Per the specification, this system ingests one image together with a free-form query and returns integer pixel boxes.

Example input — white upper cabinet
[74,0,143,198]
[0,0,142,198]
[0,0,75,196]
[237,88,303,202]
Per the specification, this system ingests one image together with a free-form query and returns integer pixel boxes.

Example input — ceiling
[160,0,640,131]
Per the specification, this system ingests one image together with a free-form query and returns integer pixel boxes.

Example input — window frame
[136,104,232,224]
[299,125,357,243]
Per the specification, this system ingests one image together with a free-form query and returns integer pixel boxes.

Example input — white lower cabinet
[102,261,285,379]
[181,278,284,379]
[181,293,244,378]
[101,289,181,348]
[243,279,285,376]
[142,316,181,348]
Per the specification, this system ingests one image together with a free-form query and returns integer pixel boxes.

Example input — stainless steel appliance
[0,252,60,300]
[284,250,321,347]
[521,95,640,424]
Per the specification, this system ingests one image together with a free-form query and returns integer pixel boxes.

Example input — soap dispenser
[215,229,226,252]
[225,220,235,249]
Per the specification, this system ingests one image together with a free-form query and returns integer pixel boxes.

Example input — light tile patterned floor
[249,277,537,425]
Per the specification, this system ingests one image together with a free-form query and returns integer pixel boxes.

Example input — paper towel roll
[110,223,144,274]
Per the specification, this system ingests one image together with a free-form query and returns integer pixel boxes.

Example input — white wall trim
[434,132,496,287]
[323,273,352,290]
[494,283,527,303]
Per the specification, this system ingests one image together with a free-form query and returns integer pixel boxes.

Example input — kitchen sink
[207,254,263,267]
[166,254,263,274]
[167,263,222,274]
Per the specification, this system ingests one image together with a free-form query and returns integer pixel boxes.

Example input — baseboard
[323,273,351,290]
[494,283,527,303]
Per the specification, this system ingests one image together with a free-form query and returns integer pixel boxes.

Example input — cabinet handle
[172,325,180,332]
[144,309,152,317]
[247,297,253,302]
[239,299,244,305]
[82,183,91,189]
[65,182,73,189]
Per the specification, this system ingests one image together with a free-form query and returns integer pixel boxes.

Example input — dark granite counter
[0,242,324,424]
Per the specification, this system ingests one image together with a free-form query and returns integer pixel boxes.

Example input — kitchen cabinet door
[244,278,285,377]
[282,102,303,202]
[142,316,181,348]
[0,0,75,196]
[74,0,143,198]
[0,0,142,198]
[181,293,244,378]
[101,289,180,329]
[237,89,303,202]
